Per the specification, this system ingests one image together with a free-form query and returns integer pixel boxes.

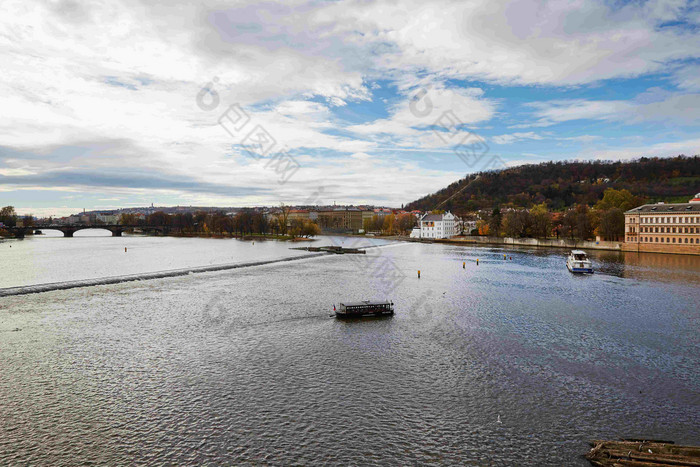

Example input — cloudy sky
[2,0,700,216]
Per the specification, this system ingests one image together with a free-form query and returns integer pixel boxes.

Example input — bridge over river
[8,224,168,238]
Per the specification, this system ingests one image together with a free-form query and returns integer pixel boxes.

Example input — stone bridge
[8,224,168,238]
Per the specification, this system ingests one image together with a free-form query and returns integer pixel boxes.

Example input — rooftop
[626,203,700,214]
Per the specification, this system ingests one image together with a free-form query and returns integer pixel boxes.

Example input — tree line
[363,213,417,235]
[119,206,320,238]
[474,188,640,240]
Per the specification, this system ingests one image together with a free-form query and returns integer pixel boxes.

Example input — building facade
[624,193,700,255]
[419,212,457,239]
[287,210,309,222]
[316,208,364,232]
[96,213,120,224]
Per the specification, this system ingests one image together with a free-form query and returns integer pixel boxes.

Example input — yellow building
[624,193,700,255]
[287,209,309,221]
[315,208,364,232]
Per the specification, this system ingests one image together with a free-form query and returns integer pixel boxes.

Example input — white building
[419,212,457,239]
[96,213,119,224]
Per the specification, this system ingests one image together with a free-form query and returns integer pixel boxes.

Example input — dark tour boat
[334,300,394,318]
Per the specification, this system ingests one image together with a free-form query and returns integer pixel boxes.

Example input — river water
[1,234,699,465]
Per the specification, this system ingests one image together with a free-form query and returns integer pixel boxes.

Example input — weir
[0,252,329,297]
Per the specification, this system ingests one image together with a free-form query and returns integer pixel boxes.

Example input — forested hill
[405,156,700,213]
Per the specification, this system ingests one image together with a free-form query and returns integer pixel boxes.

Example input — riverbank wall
[432,236,623,252]
[430,236,699,255]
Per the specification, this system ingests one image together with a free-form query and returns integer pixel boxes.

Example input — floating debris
[585,439,700,466]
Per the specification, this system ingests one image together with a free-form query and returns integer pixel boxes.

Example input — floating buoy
[418,270,421,278]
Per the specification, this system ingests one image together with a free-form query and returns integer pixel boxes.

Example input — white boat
[566,250,593,274]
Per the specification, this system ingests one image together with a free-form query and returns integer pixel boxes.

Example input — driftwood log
[586,439,700,466]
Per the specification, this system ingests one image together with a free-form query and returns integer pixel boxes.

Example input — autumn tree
[476,219,489,236]
[574,204,595,240]
[380,214,395,235]
[301,219,321,237]
[276,204,291,235]
[194,211,208,231]
[562,209,577,240]
[396,213,417,234]
[488,207,502,236]
[147,211,170,226]
[118,213,139,225]
[597,208,625,241]
[251,212,268,235]
[0,206,18,227]
[269,217,280,235]
[503,210,532,238]
[172,212,193,233]
[529,203,552,238]
[595,188,642,212]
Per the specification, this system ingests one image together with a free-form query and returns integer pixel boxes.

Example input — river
[1,234,698,465]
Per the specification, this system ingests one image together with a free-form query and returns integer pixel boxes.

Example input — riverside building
[419,212,457,239]
[624,193,700,255]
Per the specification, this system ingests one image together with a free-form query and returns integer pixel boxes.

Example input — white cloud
[492,132,543,145]
[581,137,700,161]
[347,84,495,144]
[672,64,700,91]
[525,92,700,126]
[316,0,700,85]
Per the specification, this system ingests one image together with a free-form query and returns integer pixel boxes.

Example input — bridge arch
[70,227,116,237]
[11,224,165,238]
[31,228,72,237]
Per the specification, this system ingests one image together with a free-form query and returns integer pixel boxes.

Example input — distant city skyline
[2,0,700,217]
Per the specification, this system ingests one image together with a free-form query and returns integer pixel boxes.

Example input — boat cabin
[571,250,588,260]
[336,300,394,318]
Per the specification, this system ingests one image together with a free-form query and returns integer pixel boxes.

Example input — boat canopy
[340,300,392,307]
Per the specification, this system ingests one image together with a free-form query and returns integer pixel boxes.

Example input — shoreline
[431,236,700,256]
[357,234,700,256]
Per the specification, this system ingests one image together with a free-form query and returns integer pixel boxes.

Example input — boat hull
[335,310,394,319]
[567,262,593,274]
